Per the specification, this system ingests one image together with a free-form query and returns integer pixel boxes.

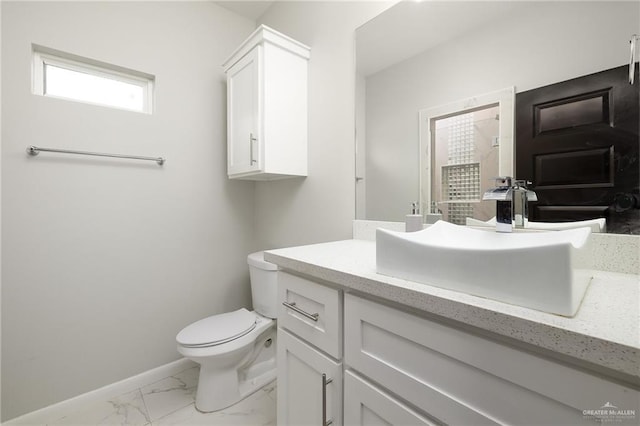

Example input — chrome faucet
[482,177,514,232]
[482,177,537,232]
[512,180,538,228]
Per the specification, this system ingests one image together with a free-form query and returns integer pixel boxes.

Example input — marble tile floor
[29,366,276,426]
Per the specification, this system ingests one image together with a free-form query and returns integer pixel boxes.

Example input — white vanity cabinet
[277,272,343,425]
[274,276,639,426]
[267,240,639,426]
[344,293,639,426]
[223,25,310,180]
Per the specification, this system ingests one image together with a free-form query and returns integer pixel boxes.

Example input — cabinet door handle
[322,373,333,426]
[282,301,319,322]
[249,133,257,164]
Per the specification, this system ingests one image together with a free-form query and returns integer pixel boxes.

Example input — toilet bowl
[176,252,278,412]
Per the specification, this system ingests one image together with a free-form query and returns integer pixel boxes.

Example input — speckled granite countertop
[265,239,640,384]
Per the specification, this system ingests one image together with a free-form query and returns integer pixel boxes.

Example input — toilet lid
[177,308,257,348]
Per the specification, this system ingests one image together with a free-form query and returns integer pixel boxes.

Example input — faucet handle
[514,179,533,188]
[491,176,512,187]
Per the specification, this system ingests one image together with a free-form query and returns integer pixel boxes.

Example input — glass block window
[442,163,480,201]
[447,203,475,225]
[434,112,482,224]
[446,113,475,165]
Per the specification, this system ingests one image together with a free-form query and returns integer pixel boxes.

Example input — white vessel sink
[465,217,606,233]
[376,221,593,316]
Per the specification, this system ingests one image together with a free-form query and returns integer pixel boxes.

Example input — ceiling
[213,1,531,77]
[356,1,532,77]
[215,1,275,21]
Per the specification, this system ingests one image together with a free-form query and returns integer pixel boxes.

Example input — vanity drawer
[344,293,638,425]
[278,272,342,358]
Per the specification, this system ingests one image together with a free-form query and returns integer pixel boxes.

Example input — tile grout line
[138,386,153,426]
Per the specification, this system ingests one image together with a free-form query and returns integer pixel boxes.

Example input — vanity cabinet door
[277,328,342,426]
[344,370,439,426]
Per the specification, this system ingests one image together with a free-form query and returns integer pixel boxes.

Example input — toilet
[176,251,278,412]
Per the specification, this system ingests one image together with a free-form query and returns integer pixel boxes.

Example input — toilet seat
[176,308,257,348]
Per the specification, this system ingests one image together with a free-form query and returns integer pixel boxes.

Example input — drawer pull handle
[322,373,333,426]
[282,301,319,322]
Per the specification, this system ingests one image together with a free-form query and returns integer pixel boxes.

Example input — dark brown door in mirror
[516,64,639,234]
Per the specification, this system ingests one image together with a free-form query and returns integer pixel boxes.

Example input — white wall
[0,0,399,419]
[365,1,640,221]
[254,1,394,249]
[1,1,256,420]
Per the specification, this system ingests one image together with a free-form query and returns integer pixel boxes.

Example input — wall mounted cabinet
[223,25,310,180]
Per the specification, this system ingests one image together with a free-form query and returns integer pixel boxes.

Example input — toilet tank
[247,251,279,319]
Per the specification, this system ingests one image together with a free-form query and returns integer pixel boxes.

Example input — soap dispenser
[405,202,423,232]
[426,202,443,224]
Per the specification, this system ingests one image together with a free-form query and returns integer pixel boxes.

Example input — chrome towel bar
[27,145,165,165]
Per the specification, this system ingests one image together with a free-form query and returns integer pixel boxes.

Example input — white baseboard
[5,358,197,425]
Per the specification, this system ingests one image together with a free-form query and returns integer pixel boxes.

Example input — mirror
[355,0,639,232]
